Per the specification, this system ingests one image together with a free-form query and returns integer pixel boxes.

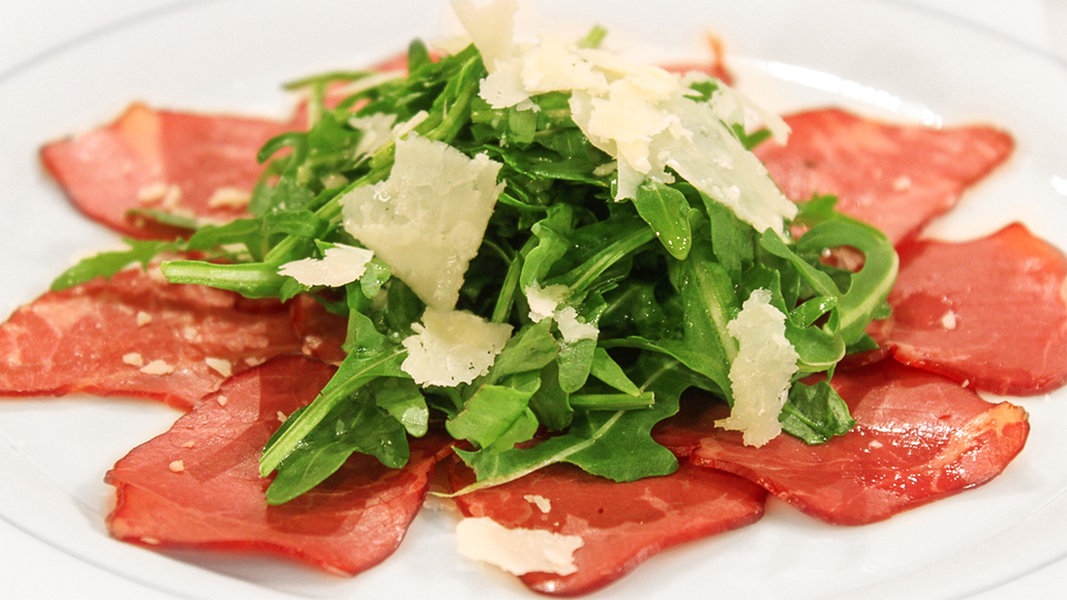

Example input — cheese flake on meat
[455,516,582,576]
[340,135,503,309]
[278,243,374,288]
[401,307,512,387]
[453,0,796,238]
[715,289,799,447]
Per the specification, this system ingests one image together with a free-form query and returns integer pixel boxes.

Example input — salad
[2,0,1066,597]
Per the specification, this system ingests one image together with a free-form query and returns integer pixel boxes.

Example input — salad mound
[52,0,896,504]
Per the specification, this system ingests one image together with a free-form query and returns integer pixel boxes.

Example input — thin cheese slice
[340,135,503,309]
[455,516,583,576]
[278,243,374,288]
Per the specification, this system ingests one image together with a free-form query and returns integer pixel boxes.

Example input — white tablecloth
[1,1,1064,598]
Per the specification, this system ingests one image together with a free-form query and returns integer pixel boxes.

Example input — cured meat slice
[870,223,1067,395]
[0,268,311,410]
[756,108,1014,245]
[448,461,766,596]
[288,294,348,364]
[655,362,1029,525]
[106,355,448,575]
[40,103,288,238]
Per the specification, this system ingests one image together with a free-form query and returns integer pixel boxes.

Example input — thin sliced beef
[655,362,1028,525]
[106,355,449,575]
[288,294,349,364]
[756,108,1014,245]
[870,223,1067,395]
[448,461,766,596]
[0,268,312,410]
[40,103,288,238]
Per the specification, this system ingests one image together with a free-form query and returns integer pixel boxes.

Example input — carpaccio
[3,80,1067,596]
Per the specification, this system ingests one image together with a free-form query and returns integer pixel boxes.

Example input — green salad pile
[53,14,897,504]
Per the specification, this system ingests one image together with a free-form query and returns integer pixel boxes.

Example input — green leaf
[633,179,693,260]
[779,379,855,444]
[259,346,408,476]
[450,355,687,494]
[50,239,177,290]
[265,389,410,504]
[374,377,429,437]
[447,371,541,450]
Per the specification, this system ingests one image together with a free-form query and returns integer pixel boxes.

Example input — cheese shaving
[340,135,503,309]
[455,516,582,576]
[401,307,513,387]
[714,289,799,446]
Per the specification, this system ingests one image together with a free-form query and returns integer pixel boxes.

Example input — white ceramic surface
[2,1,1066,598]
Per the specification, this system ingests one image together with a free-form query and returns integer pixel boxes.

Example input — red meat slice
[655,362,1029,525]
[288,294,349,364]
[756,108,1014,245]
[870,223,1067,395]
[106,355,449,575]
[448,461,766,596]
[40,103,288,238]
[0,268,312,410]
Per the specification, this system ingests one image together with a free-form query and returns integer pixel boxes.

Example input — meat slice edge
[105,355,450,576]
[0,268,311,410]
[870,222,1067,396]
[757,108,1014,245]
[448,461,766,596]
[655,362,1029,525]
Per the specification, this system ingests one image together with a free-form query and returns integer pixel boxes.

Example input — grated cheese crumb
[137,182,182,208]
[941,310,959,330]
[181,440,196,449]
[216,395,229,407]
[135,311,153,327]
[714,289,799,446]
[168,460,185,473]
[455,516,582,576]
[122,352,145,367]
[206,187,252,210]
[524,494,553,514]
[139,359,174,375]
[204,357,233,378]
[524,284,599,343]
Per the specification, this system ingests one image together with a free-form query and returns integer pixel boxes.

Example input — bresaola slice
[106,355,449,575]
[0,268,311,410]
[40,103,287,238]
[656,362,1029,525]
[756,108,1014,245]
[448,461,766,596]
[870,223,1067,395]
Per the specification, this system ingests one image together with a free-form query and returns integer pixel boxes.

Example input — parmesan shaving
[455,517,582,576]
[453,0,795,237]
[340,134,503,309]
[714,289,799,446]
[278,243,375,288]
[401,307,512,387]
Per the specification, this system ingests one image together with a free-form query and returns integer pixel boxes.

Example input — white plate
[1,1,1066,598]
